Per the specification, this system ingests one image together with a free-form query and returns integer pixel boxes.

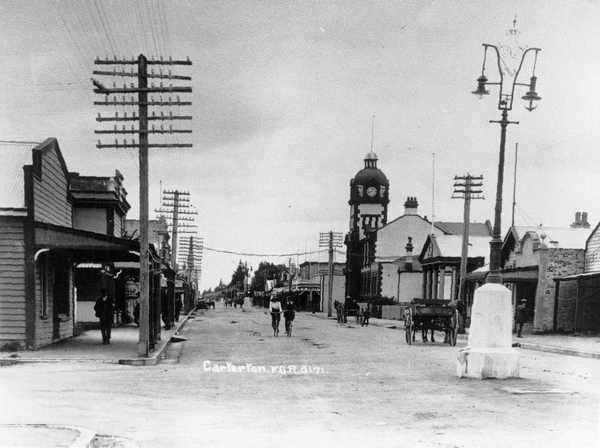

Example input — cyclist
[269,298,282,335]
[283,299,295,335]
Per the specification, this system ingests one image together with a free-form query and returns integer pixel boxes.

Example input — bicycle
[285,319,293,337]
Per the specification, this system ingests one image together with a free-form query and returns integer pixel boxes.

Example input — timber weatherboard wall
[0,218,27,348]
[32,139,73,227]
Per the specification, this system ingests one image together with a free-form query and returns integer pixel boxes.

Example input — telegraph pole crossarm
[452,174,484,333]
[93,54,192,358]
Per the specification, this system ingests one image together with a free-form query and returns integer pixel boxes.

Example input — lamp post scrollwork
[472,24,541,284]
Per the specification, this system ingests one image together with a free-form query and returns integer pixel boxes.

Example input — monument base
[456,283,520,379]
[457,347,520,379]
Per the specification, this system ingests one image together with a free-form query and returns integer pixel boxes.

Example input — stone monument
[456,283,519,379]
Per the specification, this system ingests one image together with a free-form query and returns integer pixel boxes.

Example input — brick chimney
[571,212,591,229]
[404,197,418,215]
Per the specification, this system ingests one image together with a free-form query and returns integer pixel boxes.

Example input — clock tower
[348,151,389,239]
[344,151,389,302]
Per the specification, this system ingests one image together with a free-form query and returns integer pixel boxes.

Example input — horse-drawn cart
[404,299,458,346]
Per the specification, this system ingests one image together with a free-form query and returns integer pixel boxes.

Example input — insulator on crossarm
[124,112,127,118]
[152,125,155,131]
[152,111,155,117]
[131,83,134,88]
[97,113,101,119]
[131,125,134,131]
[113,82,116,88]
[160,125,164,131]
[161,111,164,117]
[169,56,172,62]
[114,55,117,61]
[115,112,119,117]
[186,56,190,62]
[177,95,180,102]
[121,125,125,131]
[97,140,101,146]
[133,111,136,118]
[131,96,135,103]
[160,56,163,61]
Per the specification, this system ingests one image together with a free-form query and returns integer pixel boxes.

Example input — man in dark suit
[94,288,114,345]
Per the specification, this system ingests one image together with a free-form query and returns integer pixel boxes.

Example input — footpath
[316,312,600,360]
[0,313,194,448]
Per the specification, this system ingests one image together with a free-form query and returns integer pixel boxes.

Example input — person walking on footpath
[94,288,114,345]
[175,295,183,322]
[362,307,371,327]
[515,299,528,338]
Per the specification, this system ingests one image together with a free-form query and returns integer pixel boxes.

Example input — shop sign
[124,277,140,299]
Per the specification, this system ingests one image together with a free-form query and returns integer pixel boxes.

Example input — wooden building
[0,138,142,350]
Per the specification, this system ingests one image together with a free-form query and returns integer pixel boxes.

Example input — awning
[501,266,538,282]
[291,282,320,292]
[34,221,140,263]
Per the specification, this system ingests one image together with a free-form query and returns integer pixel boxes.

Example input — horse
[412,317,436,343]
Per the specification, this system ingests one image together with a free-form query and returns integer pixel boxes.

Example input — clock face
[366,186,377,197]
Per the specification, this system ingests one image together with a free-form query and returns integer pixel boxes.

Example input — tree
[229,260,249,290]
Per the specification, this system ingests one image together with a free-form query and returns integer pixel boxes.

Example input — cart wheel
[450,310,458,346]
[405,310,412,345]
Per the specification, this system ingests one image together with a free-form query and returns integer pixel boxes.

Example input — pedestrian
[93,288,114,345]
[175,295,183,322]
[515,299,528,338]
[362,307,371,327]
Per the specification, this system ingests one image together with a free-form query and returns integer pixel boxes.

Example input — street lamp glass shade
[472,75,489,98]
[522,91,541,111]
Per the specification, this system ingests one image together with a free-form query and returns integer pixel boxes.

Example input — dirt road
[0,305,598,447]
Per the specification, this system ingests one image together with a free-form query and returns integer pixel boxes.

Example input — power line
[203,247,330,258]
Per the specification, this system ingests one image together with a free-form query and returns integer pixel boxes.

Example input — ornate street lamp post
[472,25,541,284]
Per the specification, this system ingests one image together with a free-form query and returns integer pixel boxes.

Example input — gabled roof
[419,234,491,261]
[0,140,39,209]
[506,226,591,250]
[434,221,492,237]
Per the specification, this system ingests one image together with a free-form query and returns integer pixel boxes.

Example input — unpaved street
[1,305,598,447]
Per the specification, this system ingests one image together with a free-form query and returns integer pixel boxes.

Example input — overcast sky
[1,0,599,290]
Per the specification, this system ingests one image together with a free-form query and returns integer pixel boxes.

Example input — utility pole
[156,189,198,271]
[178,235,203,291]
[452,174,484,332]
[93,54,192,357]
[319,231,343,317]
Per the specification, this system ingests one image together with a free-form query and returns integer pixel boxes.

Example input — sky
[1,0,600,291]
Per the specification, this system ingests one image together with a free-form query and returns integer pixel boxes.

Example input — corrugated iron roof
[0,141,39,209]
[434,235,491,258]
[512,226,591,249]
